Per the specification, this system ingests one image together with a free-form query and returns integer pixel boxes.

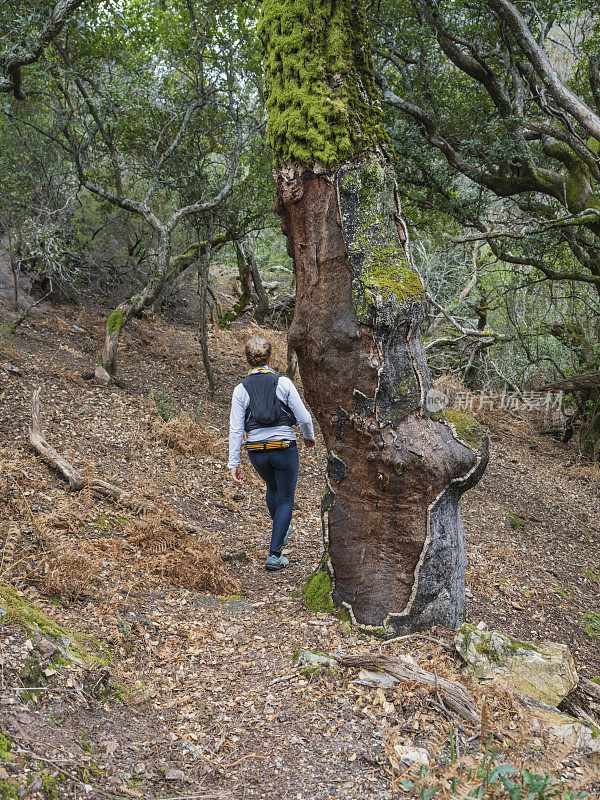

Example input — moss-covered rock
[522,701,600,755]
[0,736,17,800]
[455,623,577,705]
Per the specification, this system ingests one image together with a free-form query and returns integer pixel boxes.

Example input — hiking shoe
[265,554,289,571]
[283,522,293,545]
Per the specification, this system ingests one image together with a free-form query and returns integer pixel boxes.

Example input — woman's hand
[303,438,316,448]
[230,466,243,485]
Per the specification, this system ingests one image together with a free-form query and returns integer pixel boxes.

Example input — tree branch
[486,0,600,141]
[0,0,86,99]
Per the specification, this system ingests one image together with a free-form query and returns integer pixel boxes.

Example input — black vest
[242,372,296,432]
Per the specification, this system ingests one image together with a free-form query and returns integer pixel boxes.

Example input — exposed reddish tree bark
[277,163,487,633]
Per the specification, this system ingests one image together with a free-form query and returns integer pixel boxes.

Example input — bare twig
[14,747,121,798]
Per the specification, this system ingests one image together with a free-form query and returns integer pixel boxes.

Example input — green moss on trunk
[259,0,386,167]
[339,163,424,322]
[106,309,124,335]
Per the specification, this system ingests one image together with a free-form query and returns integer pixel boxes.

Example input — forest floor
[1,290,600,799]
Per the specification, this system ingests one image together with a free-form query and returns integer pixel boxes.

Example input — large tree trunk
[277,162,488,634]
[260,0,488,634]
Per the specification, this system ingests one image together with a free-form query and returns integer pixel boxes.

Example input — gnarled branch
[0,0,86,99]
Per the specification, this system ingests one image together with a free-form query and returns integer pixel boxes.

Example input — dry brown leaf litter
[0,303,599,799]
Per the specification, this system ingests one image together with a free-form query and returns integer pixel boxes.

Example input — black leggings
[247,444,299,556]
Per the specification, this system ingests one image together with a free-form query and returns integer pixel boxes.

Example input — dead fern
[40,544,105,601]
[127,516,239,595]
[153,412,224,455]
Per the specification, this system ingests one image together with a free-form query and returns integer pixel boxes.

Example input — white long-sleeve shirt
[227,375,315,467]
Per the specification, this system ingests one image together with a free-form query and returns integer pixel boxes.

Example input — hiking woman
[228,335,315,570]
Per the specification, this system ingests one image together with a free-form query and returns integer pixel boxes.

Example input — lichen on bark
[258,0,386,168]
[338,161,424,325]
[443,409,487,452]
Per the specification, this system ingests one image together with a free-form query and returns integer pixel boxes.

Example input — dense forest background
[2,0,599,457]
[2,3,600,799]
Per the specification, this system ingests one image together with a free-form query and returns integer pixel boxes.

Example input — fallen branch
[28,386,202,532]
[30,387,84,490]
[581,677,600,702]
[540,371,600,393]
[10,290,52,330]
[337,652,480,728]
[268,671,300,687]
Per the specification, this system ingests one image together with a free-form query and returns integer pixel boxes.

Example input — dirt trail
[1,302,599,799]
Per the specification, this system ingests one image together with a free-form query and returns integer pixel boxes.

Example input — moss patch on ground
[302,562,352,627]
[0,583,110,668]
[0,732,12,761]
[303,562,335,615]
[0,781,19,800]
[0,733,17,800]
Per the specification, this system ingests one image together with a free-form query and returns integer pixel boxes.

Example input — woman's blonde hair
[245,335,272,367]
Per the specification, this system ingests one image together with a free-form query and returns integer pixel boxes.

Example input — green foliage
[507,514,527,535]
[579,567,600,585]
[367,0,600,454]
[581,612,600,638]
[150,389,177,422]
[259,0,386,167]
[400,736,588,799]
